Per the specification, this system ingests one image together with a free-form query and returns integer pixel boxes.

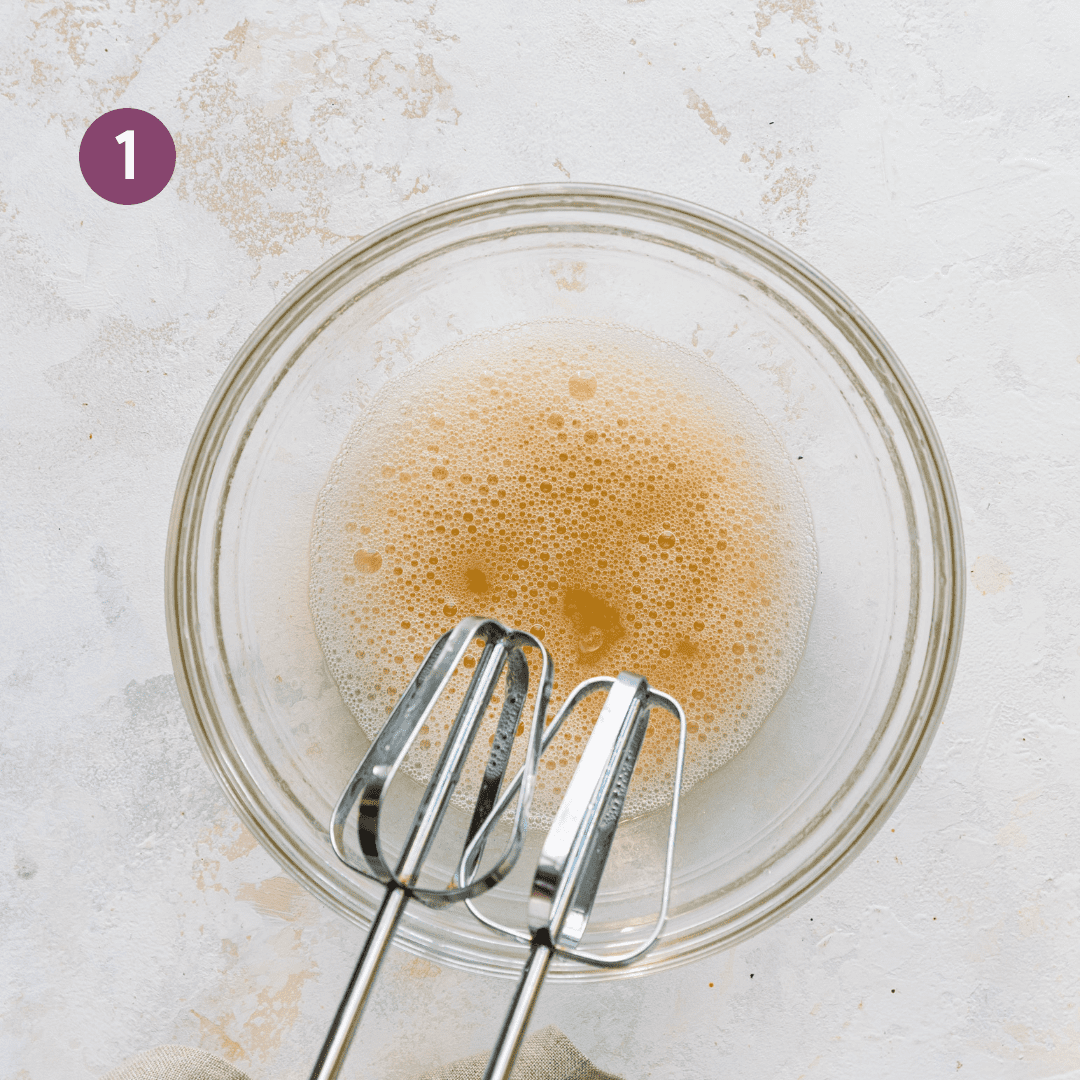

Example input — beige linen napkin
[101,1026,623,1080]
[100,1044,249,1080]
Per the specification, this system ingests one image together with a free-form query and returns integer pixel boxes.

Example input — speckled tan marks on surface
[189,811,320,1070]
[737,143,817,230]
[666,2,839,231]
[230,961,319,1062]
[979,1019,1080,1073]
[236,876,313,921]
[550,260,587,291]
[173,15,459,260]
[191,1009,245,1063]
[173,20,342,260]
[8,2,188,132]
[684,90,731,144]
[223,824,259,861]
[403,957,442,979]
[758,346,809,422]
[370,48,457,122]
[757,146,817,228]
[747,0,866,87]
[751,0,822,72]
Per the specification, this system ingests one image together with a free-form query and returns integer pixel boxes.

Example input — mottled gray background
[2,2,1079,1078]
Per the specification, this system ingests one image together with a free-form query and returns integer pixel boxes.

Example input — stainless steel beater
[312,616,686,1080]
[460,671,688,1080]
[310,616,552,1080]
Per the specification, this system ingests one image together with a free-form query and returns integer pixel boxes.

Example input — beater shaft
[483,940,553,1080]
[478,672,687,1080]
[308,887,408,1080]
[312,617,551,1080]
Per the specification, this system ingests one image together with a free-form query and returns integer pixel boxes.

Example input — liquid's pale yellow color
[310,323,816,822]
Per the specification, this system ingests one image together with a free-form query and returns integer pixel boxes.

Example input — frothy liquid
[310,323,816,823]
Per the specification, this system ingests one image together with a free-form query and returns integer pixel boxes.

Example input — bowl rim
[166,182,966,971]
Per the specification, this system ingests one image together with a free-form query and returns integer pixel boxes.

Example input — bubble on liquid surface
[353,550,382,573]
[568,371,597,400]
[309,321,816,825]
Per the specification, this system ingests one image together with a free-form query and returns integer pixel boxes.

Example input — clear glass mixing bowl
[166,185,964,980]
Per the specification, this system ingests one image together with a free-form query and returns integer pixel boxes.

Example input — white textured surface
[2,3,1079,1078]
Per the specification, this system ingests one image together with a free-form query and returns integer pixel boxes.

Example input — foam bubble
[309,322,816,824]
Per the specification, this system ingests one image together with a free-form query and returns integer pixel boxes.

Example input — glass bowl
[166,185,964,980]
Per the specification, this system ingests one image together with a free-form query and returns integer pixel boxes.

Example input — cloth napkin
[101,1025,623,1080]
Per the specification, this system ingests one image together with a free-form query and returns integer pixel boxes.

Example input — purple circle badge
[79,108,176,205]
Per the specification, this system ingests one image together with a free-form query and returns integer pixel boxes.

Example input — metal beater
[461,671,687,1080]
[312,617,686,1080]
[309,616,552,1080]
